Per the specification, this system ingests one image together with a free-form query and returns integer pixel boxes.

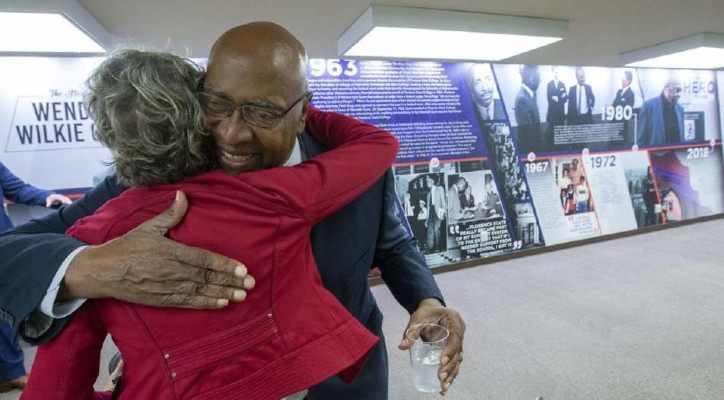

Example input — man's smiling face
[203,24,308,176]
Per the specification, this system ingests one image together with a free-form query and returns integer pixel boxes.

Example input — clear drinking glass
[406,323,449,393]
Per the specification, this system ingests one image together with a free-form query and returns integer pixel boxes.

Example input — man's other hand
[399,298,466,396]
[45,193,72,208]
[60,191,255,309]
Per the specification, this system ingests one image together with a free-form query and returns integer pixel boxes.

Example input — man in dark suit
[637,75,685,146]
[0,23,465,399]
[0,161,70,393]
[612,71,635,111]
[546,66,568,148]
[515,65,541,150]
[568,67,595,125]
[468,63,504,122]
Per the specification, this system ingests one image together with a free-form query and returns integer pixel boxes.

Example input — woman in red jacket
[22,50,398,400]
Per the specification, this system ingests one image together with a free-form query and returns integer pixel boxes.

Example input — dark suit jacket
[515,88,540,127]
[0,131,442,399]
[492,99,505,120]
[474,99,505,123]
[546,80,568,124]
[459,194,475,209]
[612,87,635,110]
[568,84,595,124]
[0,161,52,233]
[515,87,541,148]
[636,95,685,146]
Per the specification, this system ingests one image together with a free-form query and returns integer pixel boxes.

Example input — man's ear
[296,98,310,136]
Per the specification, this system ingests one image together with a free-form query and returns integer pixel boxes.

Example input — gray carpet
[4,218,723,399]
[378,218,724,400]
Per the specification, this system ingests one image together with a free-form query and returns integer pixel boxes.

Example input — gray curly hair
[85,50,217,187]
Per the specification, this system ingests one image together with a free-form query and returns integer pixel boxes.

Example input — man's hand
[103,359,123,392]
[399,298,466,396]
[45,193,72,208]
[60,191,255,309]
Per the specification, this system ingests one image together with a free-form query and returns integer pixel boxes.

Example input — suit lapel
[298,133,310,161]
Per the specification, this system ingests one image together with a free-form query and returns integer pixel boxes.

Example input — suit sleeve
[0,161,52,206]
[547,82,556,104]
[374,170,444,313]
[637,102,651,145]
[514,97,527,126]
[244,108,399,224]
[21,302,107,400]
[568,87,576,115]
[0,176,123,336]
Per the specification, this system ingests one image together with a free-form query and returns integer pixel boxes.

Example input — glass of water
[406,323,449,393]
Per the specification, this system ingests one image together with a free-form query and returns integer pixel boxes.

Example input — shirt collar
[283,139,303,167]
[478,102,495,119]
[521,84,534,98]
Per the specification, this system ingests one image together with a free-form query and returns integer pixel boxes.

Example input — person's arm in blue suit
[0,161,53,206]
[0,176,122,341]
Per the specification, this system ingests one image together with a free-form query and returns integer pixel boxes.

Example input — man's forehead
[205,68,297,105]
[472,65,491,79]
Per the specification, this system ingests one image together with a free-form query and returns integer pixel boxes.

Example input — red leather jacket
[23,109,398,400]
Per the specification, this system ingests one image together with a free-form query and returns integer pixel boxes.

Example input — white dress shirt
[577,84,589,114]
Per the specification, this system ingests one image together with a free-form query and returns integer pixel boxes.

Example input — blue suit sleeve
[0,176,124,335]
[0,161,53,206]
[374,170,445,314]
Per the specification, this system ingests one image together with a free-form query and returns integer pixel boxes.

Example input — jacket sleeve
[514,96,525,126]
[568,87,576,115]
[21,302,108,400]
[243,108,399,224]
[546,82,556,104]
[0,176,124,336]
[0,161,52,206]
[373,170,444,313]
[637,101,651,145]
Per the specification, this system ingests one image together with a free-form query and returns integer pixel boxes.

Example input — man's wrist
[59,246,101,301]
[418,297,444,309]
[39,246,89,318]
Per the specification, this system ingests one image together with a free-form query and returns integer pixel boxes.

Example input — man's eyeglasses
[198,91,312,129]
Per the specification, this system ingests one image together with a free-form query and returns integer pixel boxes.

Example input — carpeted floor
[380,218,724,400]
[4,218,723,399]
